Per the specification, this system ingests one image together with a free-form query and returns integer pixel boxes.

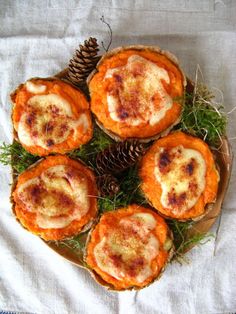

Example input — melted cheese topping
[154,145,206,213]
[17,94,89,150]
[16,165,89,229]
[94,213,159,283]
[26,81,47,94]
[105,55,173,126]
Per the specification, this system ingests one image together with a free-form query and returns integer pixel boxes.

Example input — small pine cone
[68,37,100,84]
[96,140,149,175]
[96,174,120,197]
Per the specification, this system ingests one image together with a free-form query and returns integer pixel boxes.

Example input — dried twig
[100,15,113,52]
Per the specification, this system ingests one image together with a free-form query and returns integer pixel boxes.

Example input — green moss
[0,141,39,174]
[168,219,214,262]
[176,83,227,148]
[68,125,114,168]
[98,166,148,213]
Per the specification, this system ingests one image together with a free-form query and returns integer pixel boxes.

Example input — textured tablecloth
[0,1,236,313]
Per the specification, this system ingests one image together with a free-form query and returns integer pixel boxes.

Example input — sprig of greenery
[168,220,214,263]
[0,127,113,176]
[68,125,114,167]
[60,233,87,251]
[0,141,39,174]
[176,83,227,148]
[52,232,89,266]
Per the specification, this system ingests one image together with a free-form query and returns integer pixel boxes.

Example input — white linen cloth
[0,1,236,313]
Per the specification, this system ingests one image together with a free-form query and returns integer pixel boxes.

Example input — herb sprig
[168,220,214,262]
[176,83,227,147]
[52,232,89,266]
[68,125,114,167]
[0,141,39,174]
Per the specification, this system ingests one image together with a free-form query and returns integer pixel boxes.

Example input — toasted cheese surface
[16,165,89,229]
[94,212,159,283]
[12,79,93,155]
[140,132,219,220]
[26,81,47,94]
[105,55,173,126]
[17,93,89,150]
[154,145,206,214]
[86,205,172,289]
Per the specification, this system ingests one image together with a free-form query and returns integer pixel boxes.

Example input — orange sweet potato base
[13,155,98,240]
[89,49,185,139]
[86,204,171,290]
[12,78,93,155]
[139,132,219,220]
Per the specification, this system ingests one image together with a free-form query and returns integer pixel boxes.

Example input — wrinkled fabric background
[0,1,236,313]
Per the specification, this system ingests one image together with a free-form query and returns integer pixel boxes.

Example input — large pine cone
[68,37,100,84]
[96,140,149,175]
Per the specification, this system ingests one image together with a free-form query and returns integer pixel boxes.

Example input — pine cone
[96,140,149,175]
[68,37,100,84]
[96,174,120,197]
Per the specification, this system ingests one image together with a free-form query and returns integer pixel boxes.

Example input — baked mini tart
[11,78,93,156]
[85,204,173,290]
[12,155,98,241]
[88,45,186,141]
[139,132,219,221]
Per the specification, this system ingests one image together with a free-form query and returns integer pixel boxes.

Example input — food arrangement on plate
[0,33,232,291]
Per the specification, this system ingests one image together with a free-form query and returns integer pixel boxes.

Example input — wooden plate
[41,69,233,267]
